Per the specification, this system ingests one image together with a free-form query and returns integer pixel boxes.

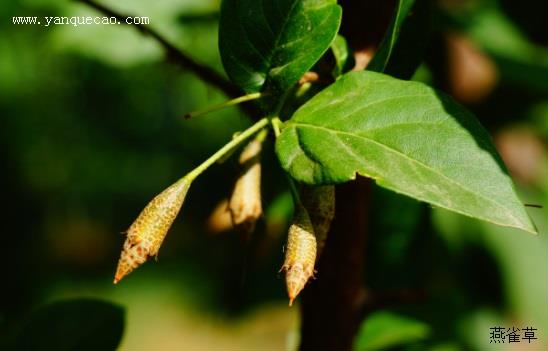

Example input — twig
[185,118,269,181]
[77,0,242,99]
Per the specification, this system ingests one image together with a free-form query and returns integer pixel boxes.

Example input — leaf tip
[491,213,538,235]
[523,221,539,235]
[513,208,539,235]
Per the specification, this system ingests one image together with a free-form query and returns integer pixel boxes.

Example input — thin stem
[185,117,269,182]
[287,176,302,206]
[218,127,268,164]
[272,84,294,120]
[269,116,301,205]
[271,116,283,138]
[184,92,263,119]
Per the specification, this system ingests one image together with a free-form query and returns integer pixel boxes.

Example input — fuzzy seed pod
[282,204,317,306]
[300,185,335,258]
[114,178,191,284]
[228,139,263,233]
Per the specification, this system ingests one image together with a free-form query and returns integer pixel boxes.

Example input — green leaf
[381,0,433,80]
[354,311,430,351]
[367,0,415,73]
[13,299,125,351]
[275,71,536,233]
[331,35,354,78]
[219,0,342,94]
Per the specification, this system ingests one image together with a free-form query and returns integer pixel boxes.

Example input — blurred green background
[1,0,547,350]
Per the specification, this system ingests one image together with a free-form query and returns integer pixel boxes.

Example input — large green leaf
[353,311,430,351]
[218,0,342,94]
[275,71,536,233]
[12,299,124,351]
[367,0,415,73]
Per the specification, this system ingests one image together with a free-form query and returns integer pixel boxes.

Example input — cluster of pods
[114,135,335,306]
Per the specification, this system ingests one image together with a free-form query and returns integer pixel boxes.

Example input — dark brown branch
[298,1,402,349]
[299,178,370,351]
[77,0,242,99]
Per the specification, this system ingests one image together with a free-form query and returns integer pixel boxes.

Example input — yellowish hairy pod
[114,178,191,284]
[300,185,335,258]
[228,139,263,233]
[282,204,317,306]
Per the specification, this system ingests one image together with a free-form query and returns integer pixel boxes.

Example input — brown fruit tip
[113,258,135,285]
[286,283,302,306]
[113,269,126,284]
[285,266,308,306]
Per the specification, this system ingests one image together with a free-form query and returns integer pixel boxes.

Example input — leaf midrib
[261,0,300,79]
[257,0,335,82]
[289,122,523,227]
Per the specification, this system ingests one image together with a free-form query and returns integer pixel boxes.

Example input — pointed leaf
[367,0,415,73]
[381,0,433,79]
[331,35,354,78]
[275,71,536,233]
[219,0,342,95]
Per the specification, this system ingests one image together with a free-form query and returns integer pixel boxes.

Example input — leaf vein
[292,123,521,225]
